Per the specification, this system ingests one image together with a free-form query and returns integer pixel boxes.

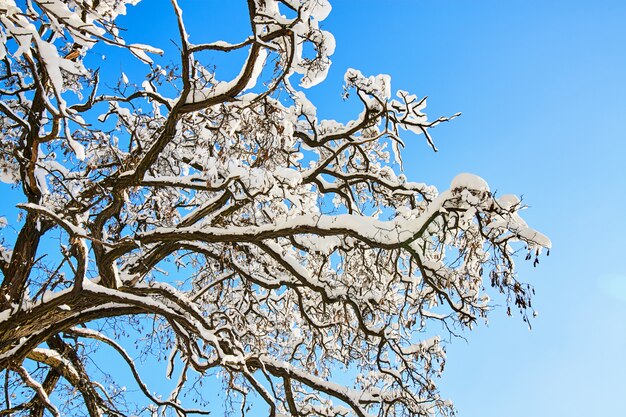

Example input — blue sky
[3,0,625,415]
[313,2,626,416]
[86,0,626,415]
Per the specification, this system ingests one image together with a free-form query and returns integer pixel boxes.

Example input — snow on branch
[0,0,549,416]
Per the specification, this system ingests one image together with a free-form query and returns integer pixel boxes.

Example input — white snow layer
[450,173,490,192]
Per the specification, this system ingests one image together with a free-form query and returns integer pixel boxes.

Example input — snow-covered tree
[0,1,550,416]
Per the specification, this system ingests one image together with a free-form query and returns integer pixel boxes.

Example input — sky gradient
[311,2,626,416]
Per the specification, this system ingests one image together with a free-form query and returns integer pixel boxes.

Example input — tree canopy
[0,0,550,416]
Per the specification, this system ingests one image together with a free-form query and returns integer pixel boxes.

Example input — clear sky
[5,0,626,415]
[308,2,626,416]
[104,0,626,415]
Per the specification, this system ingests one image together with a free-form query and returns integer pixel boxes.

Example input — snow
[310,0,332,21]
[17,203,89,237]
[401,336,442,355]
[244,47,267,90]
[0,158,19,184]
[67,136,86,161]
[511,224,552,249]
[274,166,302,187]
[205,40,232,48]
[129,43,164,64]
[186,46,268,103]
[345,68,392,101]
[450,172,490,192]
[293,90,316,118]
[141,80,154,93]
[32,348,80,381]
[34,37,65,95]
[0,27,6,60]
[498,194,521,210]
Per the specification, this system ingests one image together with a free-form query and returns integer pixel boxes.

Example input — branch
[66,327,211,415]
[13,366,60,417]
